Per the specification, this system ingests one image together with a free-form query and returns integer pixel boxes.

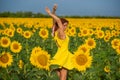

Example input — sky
[0,0,120,16]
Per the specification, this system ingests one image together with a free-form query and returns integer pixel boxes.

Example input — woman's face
[63,22,68,31]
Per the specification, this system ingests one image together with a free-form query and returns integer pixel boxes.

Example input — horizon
[0,0,120,17]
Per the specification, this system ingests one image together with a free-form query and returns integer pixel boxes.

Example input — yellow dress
[51,32,74,70]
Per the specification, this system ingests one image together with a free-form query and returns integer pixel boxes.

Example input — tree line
[0,11,49,18]
[0,11,120,18]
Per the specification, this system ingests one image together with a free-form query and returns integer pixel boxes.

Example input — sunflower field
[0,18,120,80]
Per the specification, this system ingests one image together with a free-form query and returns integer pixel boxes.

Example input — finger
[53,5,57,10]
[53,4,57,7]
[54,4,57,7]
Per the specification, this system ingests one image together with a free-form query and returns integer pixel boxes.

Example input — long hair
[52,18,69,36]
[54,18,69,31]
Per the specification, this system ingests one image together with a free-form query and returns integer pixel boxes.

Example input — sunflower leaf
[49,64,60,71]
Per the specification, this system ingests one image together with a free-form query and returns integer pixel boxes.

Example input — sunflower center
[71,29,74,33]
[114,41,118,46]
[13,43,19,49]
[41,30,46,36]
[25,32,30,36]
[99,32,103,36]
[104,66,110,72]
[76,54,87,66]
[37,54,48,66]
[89,30,93,34]
[9,31,12,35]
[0,54,9,63]
[105,36,109,40]
[118,46,120,50]
[18,29,21,32]
[81,47,87,53]
[3,39,8,45]
[88,40,93,46]
[83,30,87,34]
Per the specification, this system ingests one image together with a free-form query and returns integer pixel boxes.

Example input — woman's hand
[45,7,51,15]
[53,4,57,11]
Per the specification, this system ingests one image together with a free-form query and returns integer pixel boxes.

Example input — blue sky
[0,0,120,16]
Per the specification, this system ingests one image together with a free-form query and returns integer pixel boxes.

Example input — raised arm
[45,7,65,39]
[52,4,57,24]
[51,4,57,36]
[45,7,62,28]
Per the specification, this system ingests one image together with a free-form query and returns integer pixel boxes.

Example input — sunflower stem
[6,68,10,80]
[6,68,9,73]
[74,35,77,48]
[51,39,53,50]
[25,39,29,60]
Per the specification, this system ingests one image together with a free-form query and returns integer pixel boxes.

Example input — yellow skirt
[51,50,74,70]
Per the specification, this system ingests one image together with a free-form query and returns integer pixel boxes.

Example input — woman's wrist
[48,12,52,16]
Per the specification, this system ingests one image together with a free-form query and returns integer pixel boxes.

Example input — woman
[45,5,74,80]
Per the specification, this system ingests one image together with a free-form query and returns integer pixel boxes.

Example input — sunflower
[116,45,120,55]
[7,28,14,37]
[23,30,32,39]
[77,44,90,53]
[16,27,23,34]
[78,32,82,37]
[111,30,116,37]
[31,46,42,54]
[3,28,9,35]
[85,38,96,49]
[114,31,119,37]
[104,66,110,73]
[0,36,11,48]
[80,28,89,37]
[36,51,50,70]
[0,51,13,68]
[68,27,76,37]
[39,28,48,39]
[18,60,24,69]
[96,30,104,39]
[111,30,119,37]
[104,35,111,42]
[10,41,22,53]
[72,50,92,71]
[95,26,102,31]
[9,25,15,31]
[30,48,50,70]
[30,51,37,67]
[111,38,120,49]
[89,29,94,36]
[109,25,114,30]
[30,47,42,66]
[65,27,70,35]
[105,30,110,35]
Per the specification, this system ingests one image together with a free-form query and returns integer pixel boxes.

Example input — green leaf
[49,65,60,71]
[11,73,19,80]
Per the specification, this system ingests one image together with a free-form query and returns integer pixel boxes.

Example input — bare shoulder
[57,31,66,40]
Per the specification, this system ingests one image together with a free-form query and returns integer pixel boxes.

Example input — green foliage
[0,22,120,80]
[0,11,120,18]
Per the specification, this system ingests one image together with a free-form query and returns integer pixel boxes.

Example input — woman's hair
[54,18,69,32]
